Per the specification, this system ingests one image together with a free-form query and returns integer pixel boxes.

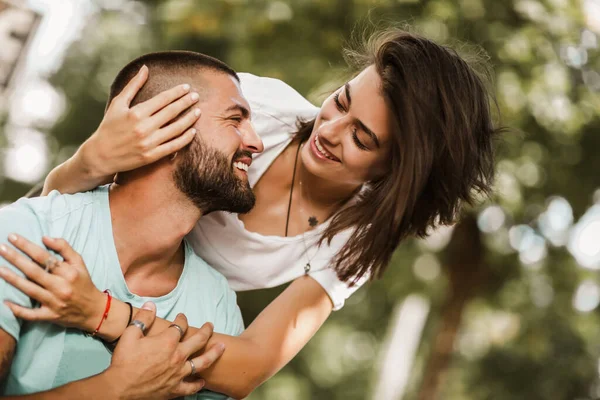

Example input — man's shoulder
[184,247,230,290]
[3,188,101,224]
[182,246,244,336]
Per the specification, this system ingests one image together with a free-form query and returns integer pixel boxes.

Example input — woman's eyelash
[334,92,345,112]
[352,129,368,150]
[333,92,367,150]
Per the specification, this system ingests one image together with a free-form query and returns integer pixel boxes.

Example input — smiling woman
[291,29,500,284]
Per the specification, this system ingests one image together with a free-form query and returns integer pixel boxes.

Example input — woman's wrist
[82,288,112,334]
[74,139,111,183]
[95,299,133,342]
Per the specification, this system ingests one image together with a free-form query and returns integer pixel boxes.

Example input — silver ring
[44,256,60,273]
[169,323,185,340]
[188,359,197,377]
[129,319,147,335]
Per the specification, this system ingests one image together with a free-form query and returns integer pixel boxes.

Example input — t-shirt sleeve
[0,201,45,340]
[307,229,370,311]
[213,275,245,336]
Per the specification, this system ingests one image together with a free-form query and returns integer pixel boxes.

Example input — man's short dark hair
[108,50,239,108]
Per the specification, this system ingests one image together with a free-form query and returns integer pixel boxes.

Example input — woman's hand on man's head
[78,65,203,180]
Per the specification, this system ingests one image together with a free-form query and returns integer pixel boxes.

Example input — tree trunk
[417,213,487,400]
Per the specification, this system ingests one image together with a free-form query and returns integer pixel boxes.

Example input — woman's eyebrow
[345,82,381,148]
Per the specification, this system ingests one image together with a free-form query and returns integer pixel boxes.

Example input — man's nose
[241,122,264,154]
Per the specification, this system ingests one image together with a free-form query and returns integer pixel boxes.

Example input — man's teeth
[315,136,336,160]
[233,161,249,172]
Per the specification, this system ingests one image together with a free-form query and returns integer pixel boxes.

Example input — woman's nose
[317,116,347,145]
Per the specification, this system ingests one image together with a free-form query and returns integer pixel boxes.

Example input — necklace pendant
[308,216,318,227]
[304,263,311,274]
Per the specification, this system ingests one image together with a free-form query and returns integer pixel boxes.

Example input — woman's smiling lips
[310,134,340,162]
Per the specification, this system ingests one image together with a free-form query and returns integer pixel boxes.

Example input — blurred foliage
[2,0,600,399]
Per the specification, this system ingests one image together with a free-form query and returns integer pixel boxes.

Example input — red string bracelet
[91,289,112,337]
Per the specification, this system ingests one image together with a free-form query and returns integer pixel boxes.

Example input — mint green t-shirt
[0,186,244,399]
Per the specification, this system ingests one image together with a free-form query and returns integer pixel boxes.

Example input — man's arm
[2,373,119,400]
[0,330,16,382]
[1,328,116,400]
[1,303,215,399]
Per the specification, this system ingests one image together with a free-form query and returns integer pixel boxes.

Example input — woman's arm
[129,276,332,398]
[42,65,201,196]
[1,235,333,399]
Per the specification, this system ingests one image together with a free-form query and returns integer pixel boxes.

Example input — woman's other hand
[105,303,224,399]
[0,234,105,333]
[77,65,202,181]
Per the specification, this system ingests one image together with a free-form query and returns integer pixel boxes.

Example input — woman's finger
[119,302,157,342]
[178,322,214,358]
[134,84,192,118]
[150,108,200,148]
[4,301,58,322]
[7,234,55,267]
[0,266,55,305]
[145,93,199,133]
[115,65,149,107]
[0,241,55,288]
[186,342,226,377]
[146,128,197,162]
[42,237,81,265]
[167,313,189,343]
[172,379,205,398]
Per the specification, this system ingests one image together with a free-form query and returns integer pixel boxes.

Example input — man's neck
[108,162,202,282]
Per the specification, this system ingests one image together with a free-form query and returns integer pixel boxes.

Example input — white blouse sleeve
[307,230,370,311]
[238,72,319,133]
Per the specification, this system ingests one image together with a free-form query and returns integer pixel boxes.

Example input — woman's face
[302,65,394,188]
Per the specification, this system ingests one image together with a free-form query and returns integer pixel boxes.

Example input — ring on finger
[129,319,147,335]
[188,359,197,377]
[168,323,185,340]
[44,256,60,273]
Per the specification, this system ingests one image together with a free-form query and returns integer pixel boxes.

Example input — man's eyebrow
[225,104,250,119]
[345,83,381,148]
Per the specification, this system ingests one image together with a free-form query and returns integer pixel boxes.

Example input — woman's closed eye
[352,130,368,151]
[334,91,369,151]
[334,92,346,112]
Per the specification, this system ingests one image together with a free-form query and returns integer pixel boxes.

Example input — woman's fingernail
[0,245,7,254]
[190,128,197,135]
[194,108,201,117]
[8,234,17,242]
[191,92,199,101]
[218,343,225,351]
[183,84,191,91]
[142,301,155,310]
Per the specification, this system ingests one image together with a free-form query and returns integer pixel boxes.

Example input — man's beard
[173,136,255,215]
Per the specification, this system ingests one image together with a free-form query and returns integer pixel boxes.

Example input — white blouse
[187,73,367,310]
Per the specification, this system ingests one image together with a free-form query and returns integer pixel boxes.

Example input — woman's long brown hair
[296,28,501,285]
